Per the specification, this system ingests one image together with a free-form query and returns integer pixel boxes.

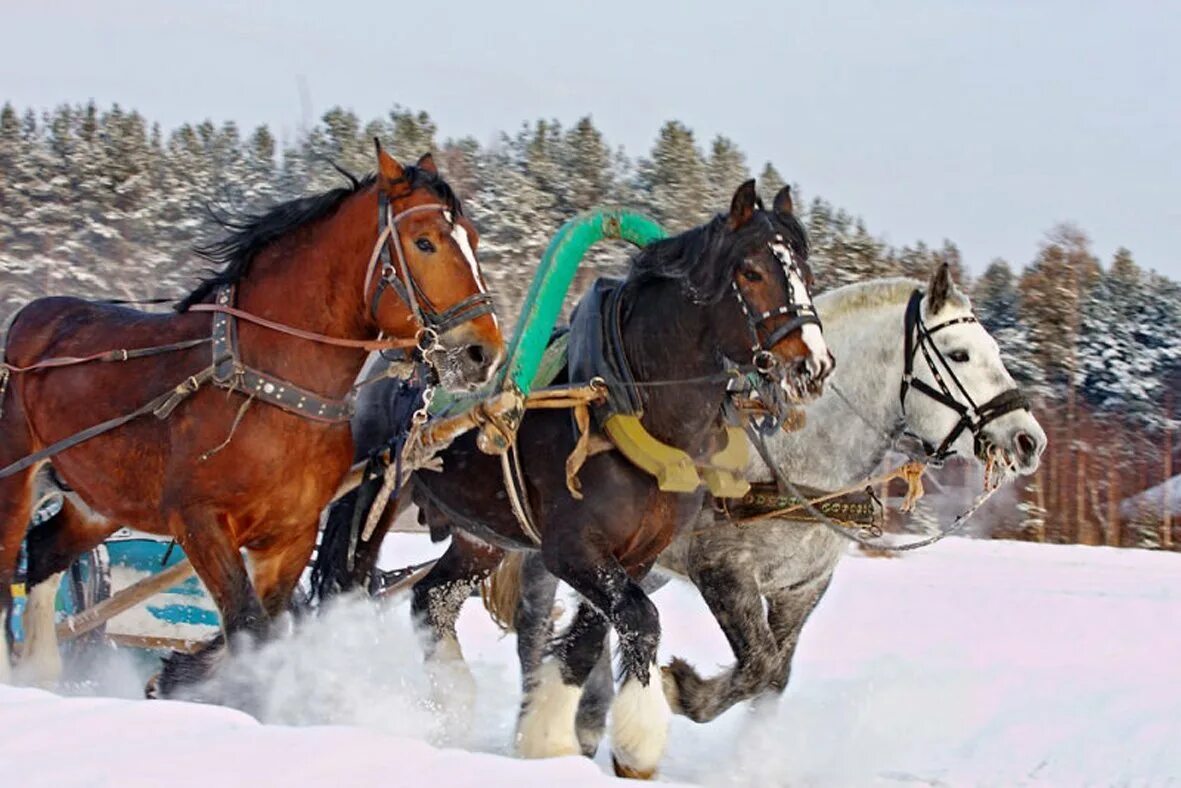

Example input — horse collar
[210,285,354,422]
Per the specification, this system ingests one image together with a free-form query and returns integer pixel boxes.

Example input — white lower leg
[17,572,63,686]
[516,660,583,758]
[611,662,671,776]
[426,633,476,704]
[0,610,11,684]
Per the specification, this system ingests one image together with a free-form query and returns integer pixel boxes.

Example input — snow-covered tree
[636,121,709,230]
[705,135,749,211]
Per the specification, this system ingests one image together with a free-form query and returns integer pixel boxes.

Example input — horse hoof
[613,756,656,781]
[144,672,162,699]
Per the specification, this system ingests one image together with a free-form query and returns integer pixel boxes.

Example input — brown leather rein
[187,303,416,352]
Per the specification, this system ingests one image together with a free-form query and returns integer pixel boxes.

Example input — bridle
[899,289,1030,463]
[362,191,495,350]
[730,232,822,376]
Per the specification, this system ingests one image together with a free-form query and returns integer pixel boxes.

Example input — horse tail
[308,489,362,604]
[309,378,427,604]
[480,550,526,633]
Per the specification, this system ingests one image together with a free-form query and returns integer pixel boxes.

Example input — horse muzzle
[979,417,1047,477]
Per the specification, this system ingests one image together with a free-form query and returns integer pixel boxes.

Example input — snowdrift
[2,537,1179,786]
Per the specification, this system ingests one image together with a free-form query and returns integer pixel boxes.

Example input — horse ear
[729,179,759,229]
[416,152,438,175]
[374,138,405,184]
[927,262,955,314]
[772,185,794,217]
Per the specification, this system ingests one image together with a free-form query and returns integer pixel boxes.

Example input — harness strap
[0,367,214,481]
[189,302,415,351]
[208,286,355,423]
[501,446,543,545]
[0,338,210,374]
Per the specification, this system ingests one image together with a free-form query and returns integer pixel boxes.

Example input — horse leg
[516,599,609,760]
[574,633,613,757]
[551,548,669,779]
[514,551,559,695]
[0,393,38,684]
[153,507,267,698]
[569,569,668,756]
[410,532,503,732]
[761,573,834,700]
[665,561,779,723]
[248,523,320,620]
[19,496,118,686]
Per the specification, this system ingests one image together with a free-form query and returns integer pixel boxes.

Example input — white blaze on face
[770,241,829,365]
[443,211,486,294]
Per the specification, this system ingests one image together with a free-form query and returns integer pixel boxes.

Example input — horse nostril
[1016,431,1037,459]
[466,344,487,366]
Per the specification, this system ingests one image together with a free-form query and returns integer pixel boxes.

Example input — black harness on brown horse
[899,290,1030,462]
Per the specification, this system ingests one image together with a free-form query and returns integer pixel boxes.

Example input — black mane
[628,208,806,304]
[176,165,464,311]
[769,210,810,263]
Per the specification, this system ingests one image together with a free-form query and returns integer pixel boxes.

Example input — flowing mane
[814,277,924,322]
[627,208,807,304]
[177,165,465,312]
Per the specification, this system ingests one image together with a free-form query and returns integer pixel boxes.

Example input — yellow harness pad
[602,416,750,497]
[701,426,752,498]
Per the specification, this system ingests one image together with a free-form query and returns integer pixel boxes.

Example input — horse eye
[949,350,970,363]
[741,268,764,283]
[414,238,436,253]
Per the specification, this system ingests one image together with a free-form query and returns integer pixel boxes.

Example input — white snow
[2,536,1180,786]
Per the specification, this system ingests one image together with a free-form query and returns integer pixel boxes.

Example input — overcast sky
[4,0,1179,277]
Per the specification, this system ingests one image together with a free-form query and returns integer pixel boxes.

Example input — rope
[198,389,257,461]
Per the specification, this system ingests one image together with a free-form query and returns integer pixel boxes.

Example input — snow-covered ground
[2,536,1180,786]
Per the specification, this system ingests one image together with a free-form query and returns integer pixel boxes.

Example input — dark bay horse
[0,144,505,692]
[317,182,832,778]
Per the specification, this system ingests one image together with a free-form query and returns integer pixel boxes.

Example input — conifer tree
[637,121,709,230]
[706,135,749,211]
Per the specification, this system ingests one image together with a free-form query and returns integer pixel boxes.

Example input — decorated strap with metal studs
[210,285,354,423]
[719,481,882,526]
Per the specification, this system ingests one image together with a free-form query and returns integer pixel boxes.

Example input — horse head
[369,141,505,390]
[716,180,833,402]
[901,262,1046,477]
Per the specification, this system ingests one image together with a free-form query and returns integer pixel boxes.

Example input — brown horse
[0,143,505,692]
